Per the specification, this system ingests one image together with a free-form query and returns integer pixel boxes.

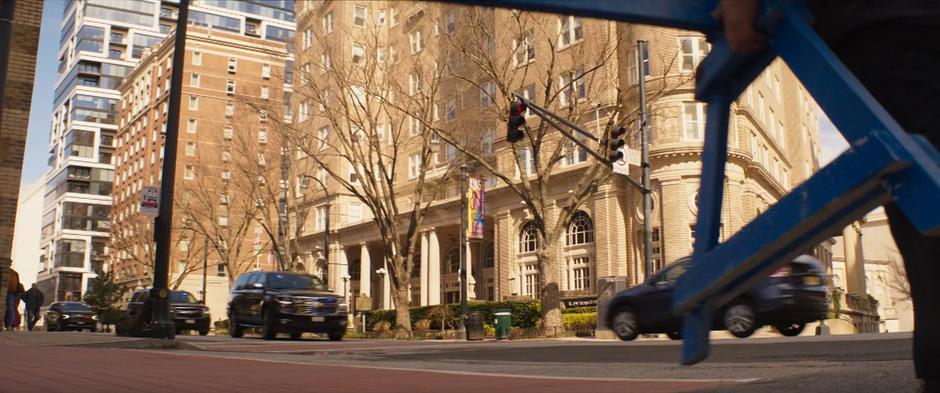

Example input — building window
[190,73,200,87]
[186,118,197,134]
[221,169,231,180]
[408,153,422,179]
[351,43,365,64]
[480,81,496,108]
[225,101,234,116]
[447,248,460,274]
[223,125,233,140]
[566,211,594,246]
[322,12,334,33]
[481,128,494,155]
[378,9,386,24]
[519,221,540,253]
[216,263,226,277]
[679,36,709,72]
[570,257,592,291]
[517,146,536,175]
[409,115,424,136]
[559,69,586,106]
[445,11,456,33]
[446,97,456,121]
[390,7,398,26]
[258,129,267,144]
[260,85,269,99]
[184,165,194,180]
[318,127,329,150]
[483,242,495,268]
[188,95,198,110]
[513,30,536,66]
[227,57,237,73]
[226,80,236,95]
[558,16,583,47]
[262,63,271,79]
[192,51,201,65]
[185,141,196,156]
[409,30,423,54]
[302,29,312,49]
[514,85,536,116]
[682,102,706,141]
[408,73,421,96]
[222,150,231,162]
[522,263,539,298]
[353,5,367,27]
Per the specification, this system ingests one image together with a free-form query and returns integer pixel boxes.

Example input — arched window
[447,247,460,273]
[566,211,594,246]
[483,242,495,268]
[519,221,540,253]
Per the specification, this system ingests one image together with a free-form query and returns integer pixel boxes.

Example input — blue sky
[21,0,64,190]
[17,2,848,190]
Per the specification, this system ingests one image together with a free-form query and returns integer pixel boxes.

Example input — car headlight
[276,296,293,305]
[92,315,99,320]
[62,314,70,319]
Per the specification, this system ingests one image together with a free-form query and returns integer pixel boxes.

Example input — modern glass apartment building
[38,0,294,303]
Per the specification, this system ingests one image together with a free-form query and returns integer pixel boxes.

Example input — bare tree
[109,214,204,290]
[407,9,687,335]
[273,18,455,338]
[886,252,912,302]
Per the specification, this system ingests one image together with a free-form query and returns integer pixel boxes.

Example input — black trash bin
[465,311,485,340]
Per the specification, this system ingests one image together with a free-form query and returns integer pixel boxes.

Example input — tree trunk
[393,286,413,339]
[538,244,563,337]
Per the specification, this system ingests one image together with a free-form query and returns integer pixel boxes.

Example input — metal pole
[149,0,190,339]
[458,164,469,337]
[323,200,330,276]
[201,236,208,303]
[637,40,654,279]
[0,0,14,135]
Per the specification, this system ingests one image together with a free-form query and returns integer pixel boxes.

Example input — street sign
[612,146,638,176]
[141,186,161,217]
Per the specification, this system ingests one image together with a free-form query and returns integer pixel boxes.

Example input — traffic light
[506,100,527,143]
[608,127,626,161]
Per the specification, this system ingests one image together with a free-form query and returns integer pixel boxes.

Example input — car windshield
[61,302,91,311]
[170,291,199,304]
[268,273,327,291]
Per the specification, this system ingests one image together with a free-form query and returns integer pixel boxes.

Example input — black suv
[606,255,828,340]
[227,271,347,340]
[117,290,210,336]
[45,302,98,332]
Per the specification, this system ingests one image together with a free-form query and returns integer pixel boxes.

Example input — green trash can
[494,310,512,340]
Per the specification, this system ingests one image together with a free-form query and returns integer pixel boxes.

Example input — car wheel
[775,322,805,337]
[610,307,639,341]
[46,322,55,332]
[289,332,302,340]
[90,327,97,333]
[328,331,344,341]
[229,312,244,338]
[58,321,67,332]
[724,302,758,338]
[666,331,682,340]
[261,307,278,340]
[199,329,209,336]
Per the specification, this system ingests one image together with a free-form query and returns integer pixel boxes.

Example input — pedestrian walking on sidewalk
[4,268,22,331]
[23,284,45,331]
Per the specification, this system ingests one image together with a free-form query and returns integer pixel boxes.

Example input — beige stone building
[831,209,914,332]
[111,27,291,319]
[287,1,823,311]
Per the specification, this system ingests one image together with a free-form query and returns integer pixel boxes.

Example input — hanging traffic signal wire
[510,95,649,193]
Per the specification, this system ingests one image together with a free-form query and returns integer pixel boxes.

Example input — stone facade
[287,2,823,311]
[0,0,43,316]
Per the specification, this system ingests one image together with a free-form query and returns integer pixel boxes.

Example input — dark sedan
[117,290,210,336]
[45,302,98,332]
[228,272,347,340]
[605,255,829,340]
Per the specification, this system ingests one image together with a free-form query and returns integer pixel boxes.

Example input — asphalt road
[0,332,918,393]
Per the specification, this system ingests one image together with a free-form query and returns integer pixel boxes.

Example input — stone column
[381,258,392,310]
[428,228,441,305]
[420,231,429,305]
[337,245,349,300]
[359,242,371,298]
[466,242,477,300]
[843,222,867,295]
[495,212,512,300]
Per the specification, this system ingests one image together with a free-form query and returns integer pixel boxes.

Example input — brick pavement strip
[0,344,736,393]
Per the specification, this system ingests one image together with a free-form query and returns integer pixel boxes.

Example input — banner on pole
[467,177,485,239]
[141,186,161,217]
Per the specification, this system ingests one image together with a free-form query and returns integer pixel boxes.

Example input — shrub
[562,306,596,314]
[413,318,432,330]
[563,312,596,329]
[214,319,230,330]
[362,300,542,332]
[373,320,392,333]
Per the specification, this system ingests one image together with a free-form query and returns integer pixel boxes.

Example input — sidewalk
[0,331,182,349]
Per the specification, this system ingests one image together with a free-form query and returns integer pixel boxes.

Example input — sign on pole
[141,186,161,217]
[467,177,485,239]
[613,146,641,177]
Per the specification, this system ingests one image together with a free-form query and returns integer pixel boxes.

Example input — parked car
[117,289,210,336]
[45,301,98,332]
[605,254,828,341]
[227,271,347,340]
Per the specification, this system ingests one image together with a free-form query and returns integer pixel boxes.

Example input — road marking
[150,350,759,384]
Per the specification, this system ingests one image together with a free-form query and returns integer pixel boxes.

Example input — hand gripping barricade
[446,0,940,364]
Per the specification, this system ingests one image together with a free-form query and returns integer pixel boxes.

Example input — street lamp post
[201,236,208,303]
[458,164,469,337]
